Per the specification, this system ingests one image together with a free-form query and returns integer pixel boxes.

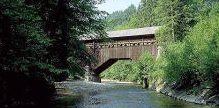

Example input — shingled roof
[82,26,160,40]
[107,26,160,38]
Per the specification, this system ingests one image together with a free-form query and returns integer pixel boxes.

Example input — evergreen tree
[155,0,197,43]
[0,0,106,107]
[105,4,137,31]
[138,0,157,27]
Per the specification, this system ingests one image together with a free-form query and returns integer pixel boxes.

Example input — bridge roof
[107,26,160,38]
[82,26,160,40]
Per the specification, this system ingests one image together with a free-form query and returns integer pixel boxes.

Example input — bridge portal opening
[94,58,131,75]
[100,59,135,81]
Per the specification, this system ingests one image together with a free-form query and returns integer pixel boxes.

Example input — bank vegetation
[102,0,219,104]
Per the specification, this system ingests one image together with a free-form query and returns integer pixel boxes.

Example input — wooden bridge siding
[84,35,157,73]
[98,44,157,65]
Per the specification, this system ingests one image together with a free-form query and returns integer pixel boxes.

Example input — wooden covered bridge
[82,26,160,82]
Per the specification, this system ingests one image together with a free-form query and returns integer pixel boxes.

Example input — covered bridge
[82,26,160,82]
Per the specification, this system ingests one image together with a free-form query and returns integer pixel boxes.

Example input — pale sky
[97,0,141,14]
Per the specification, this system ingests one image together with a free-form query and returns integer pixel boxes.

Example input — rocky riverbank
[55,80,113,94]
[149,79,219,106]
[54,80,116,108]
[53,80,138,107]
[54,79,133,95]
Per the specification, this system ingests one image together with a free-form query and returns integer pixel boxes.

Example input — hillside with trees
[102,0,219,98]
[1,0,219,107]
[105,4,137,31]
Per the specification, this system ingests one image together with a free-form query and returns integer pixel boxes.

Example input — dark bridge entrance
[82,26,160,82]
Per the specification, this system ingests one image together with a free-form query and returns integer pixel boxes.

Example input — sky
[97,0,141,14]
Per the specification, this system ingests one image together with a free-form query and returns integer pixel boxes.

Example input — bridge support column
[86,74,101,83]
[143,77,148,88]
[84,66,101,83]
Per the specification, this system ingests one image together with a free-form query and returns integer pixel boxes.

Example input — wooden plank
[83,34,158,74]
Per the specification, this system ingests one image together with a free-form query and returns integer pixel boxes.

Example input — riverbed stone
[148,79,219,106]
[85,74,101,83]
[206,95,219,106]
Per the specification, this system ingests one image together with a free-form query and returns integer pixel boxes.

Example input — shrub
[101,52,155,83]
[159,41,199,89]
[101,60,134,81]
[135,52,155,83]
[161,13,219,89]
[186,14,219,87]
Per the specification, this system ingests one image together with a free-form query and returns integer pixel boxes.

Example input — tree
[105,4,137,31]
[0,0,106,107]
[155,0,198,43]
[138,0,157,27]
[24,0,107,78]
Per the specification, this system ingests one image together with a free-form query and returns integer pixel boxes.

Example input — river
[54,80,218,108]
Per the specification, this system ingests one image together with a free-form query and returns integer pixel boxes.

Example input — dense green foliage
[104,4,137,31]
[158,2,219,88]
[1,0,219,107]
[101,60,135,81]
[102,0,219,94]
[105,0,199,42]
[102,52,154,84]
[0,0,105,107]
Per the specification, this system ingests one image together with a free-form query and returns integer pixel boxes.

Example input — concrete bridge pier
[86,73,101,83]
[84,66,101,83]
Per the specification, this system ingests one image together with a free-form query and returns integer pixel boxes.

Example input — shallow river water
[55,80,219,108]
